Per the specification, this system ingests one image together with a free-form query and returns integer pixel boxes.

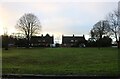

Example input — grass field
[2,47,119,76]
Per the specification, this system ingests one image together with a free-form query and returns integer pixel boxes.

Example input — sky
[0,0,119,43]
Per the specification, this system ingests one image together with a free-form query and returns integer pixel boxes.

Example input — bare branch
[15,13,42,47]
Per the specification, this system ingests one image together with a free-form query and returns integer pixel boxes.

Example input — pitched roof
[62,35,86,44]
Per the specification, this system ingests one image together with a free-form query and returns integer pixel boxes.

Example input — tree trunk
[114,31,118,42]
[4,36,8,50]
[26,35,30,48]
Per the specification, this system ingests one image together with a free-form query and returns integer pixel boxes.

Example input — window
[38,40,41,42]
[43,40,45,42]
[71,40,74,42]
[64,44,66,46]
[75,40,78,42]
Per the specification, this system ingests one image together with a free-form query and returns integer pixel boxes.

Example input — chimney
[83,35,85,37]
[41,34,43,37]
[73,34,74,37]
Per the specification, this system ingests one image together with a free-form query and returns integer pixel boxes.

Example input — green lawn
[2,47,119,76]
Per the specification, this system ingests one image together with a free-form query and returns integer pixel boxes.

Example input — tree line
[90,9,120,48]
[2,8,120,49]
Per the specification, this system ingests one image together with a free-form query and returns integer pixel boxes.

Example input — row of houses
[31,34,86,47]
[2,34,86,47]
[3,34,120,48]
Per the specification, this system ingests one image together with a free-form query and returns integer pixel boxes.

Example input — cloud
[1,0,120,2]
[0,1,118,39]
[30,3,59,15]
[41,16,84,33]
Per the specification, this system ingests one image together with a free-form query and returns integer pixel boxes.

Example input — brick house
[62,35,86,47]
[31,34,54,47]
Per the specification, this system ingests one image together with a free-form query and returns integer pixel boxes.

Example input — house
[62,34,86,47]
[31,34,54,47]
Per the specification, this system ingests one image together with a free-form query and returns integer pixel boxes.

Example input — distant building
[31,34,54,47]
[2,35,16,47]
[62,35,86,47]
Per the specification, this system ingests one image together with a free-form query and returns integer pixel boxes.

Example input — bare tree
[3,27,8,50]
[106,10,119,42]
[16,13,41,47]
[90,20,110,39]
[118,1,120,48]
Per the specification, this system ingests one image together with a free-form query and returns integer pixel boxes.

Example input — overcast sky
[0,0,119,43]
